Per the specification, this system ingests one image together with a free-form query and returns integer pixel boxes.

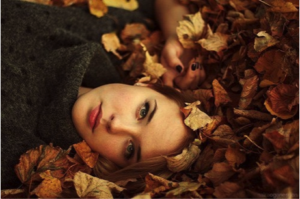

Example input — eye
[138,102,149,120]
[125,141,135,159]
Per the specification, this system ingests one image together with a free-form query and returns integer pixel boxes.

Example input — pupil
[127,144,133,152]
[141,108,146,117]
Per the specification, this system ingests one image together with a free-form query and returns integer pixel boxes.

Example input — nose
[105,114,139,136]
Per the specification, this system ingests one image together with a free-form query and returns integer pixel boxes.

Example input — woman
[1,0,202,190]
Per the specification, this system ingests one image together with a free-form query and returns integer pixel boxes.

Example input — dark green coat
[1,0,155,189]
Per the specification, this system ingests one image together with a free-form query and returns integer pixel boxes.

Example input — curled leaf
[183,101,213,131]
[238,75,259,109]
[212,79,232,107]
[121,23,150,44]
[225,145,246,167]
[144,173,178,197]
[73,140,99,168]
[103,0,138,11]
[176,11,206,49]
[74,171,124,198]
[197,32,229,53]
[165,142,201,172]
[254,31,279,52]
[88,0,108,18]
[101,32,123,59]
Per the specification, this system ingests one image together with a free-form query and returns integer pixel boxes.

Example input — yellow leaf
[74,171,124,198]
[165,141,201,172]
[184,101,213,131]
[176,11,207,49]
[141,44,166,82]
[254,31,279,52]
[166,182,201,198]
[1,189,25,198]
[73,140,99,168]
[30,170,62,198]
[266,0,298,12]
[197,32,229,53]
[101,32,123,59]
[103,0,138,11]
[88,0,108,18]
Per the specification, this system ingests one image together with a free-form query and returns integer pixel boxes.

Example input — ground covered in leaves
[1,0,299,198]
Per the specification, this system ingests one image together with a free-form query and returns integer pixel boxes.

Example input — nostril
[110,115,115,121]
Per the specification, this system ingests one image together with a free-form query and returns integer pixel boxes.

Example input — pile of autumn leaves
[2,0,299,198]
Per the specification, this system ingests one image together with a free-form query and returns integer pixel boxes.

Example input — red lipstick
[89,104,102,130]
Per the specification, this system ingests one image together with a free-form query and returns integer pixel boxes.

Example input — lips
[89,104,102,131]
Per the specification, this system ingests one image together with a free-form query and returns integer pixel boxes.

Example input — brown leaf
[143,173,178,197]
[238,74,259,109]
[253,49,288,87]
[204,162,235,186]
[121,23,150,44]
[214,182,246,198]
[74,171,124,198]
[192,88,214,112]
[233,108,273,121]
[1,189,25,198]
[30,170,63,198]
[88,0,108,18]
[264,130,288,151]
[265,0,298,12]
[212,79,232,107]
[210,124,238,146]
[264,84,299,119]
[73,140,99,168]
[165,141,201,172]
[225,145,246,168]
[165,182,201,198]
[193,144,214,173]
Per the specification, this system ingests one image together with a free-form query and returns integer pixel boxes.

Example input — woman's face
[72,84,192,167]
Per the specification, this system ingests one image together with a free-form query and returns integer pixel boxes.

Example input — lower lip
[89,104,102,130]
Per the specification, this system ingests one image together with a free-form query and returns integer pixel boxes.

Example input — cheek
[85,134,124,166]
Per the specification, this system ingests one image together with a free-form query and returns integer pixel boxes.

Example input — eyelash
[125,141,134,159]
[138,102,150,120]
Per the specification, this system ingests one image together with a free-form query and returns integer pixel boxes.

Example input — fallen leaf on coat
[101,32,123,59]
[165,142,201,172]
[74,171,124,198]
[73,140,99,168]
[183,101,213,131]
[103,0,138,11]
[121,23,150,44]
[88,0,108,18]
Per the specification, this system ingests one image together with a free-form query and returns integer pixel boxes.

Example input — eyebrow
[147,100,157,124]
[136,146,141,162]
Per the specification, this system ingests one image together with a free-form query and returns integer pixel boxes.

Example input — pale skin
[155,0,206,90]
[72,84,193,168]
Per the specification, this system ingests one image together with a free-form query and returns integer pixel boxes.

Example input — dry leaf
[30,170,62,198]
[254,31,279,52]
[212,79,232,107]
[103,0,138,11]
[165,142,201,172]
[1,189,25,198]
[74,171,124,198]
[121,23,150,44]
[183,101,213,131]
[101,32,123,59]
[204,162,235,186]
[233,108,273,121]
[192,88,214,112]
[214,182,246,198]
[176,11,207,48]
[238,74,259,109]
[73,140,99,168]
[265,0,298,13]
[225,145,246,168]
[165,182,201,198]
[264,84,299,119]
[198,32,229,53]
[88,0,108,18]
[143,173,178,197]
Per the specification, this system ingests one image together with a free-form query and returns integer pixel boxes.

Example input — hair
[92,82,196,195]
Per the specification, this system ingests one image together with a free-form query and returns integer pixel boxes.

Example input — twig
[244,135,264,151]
